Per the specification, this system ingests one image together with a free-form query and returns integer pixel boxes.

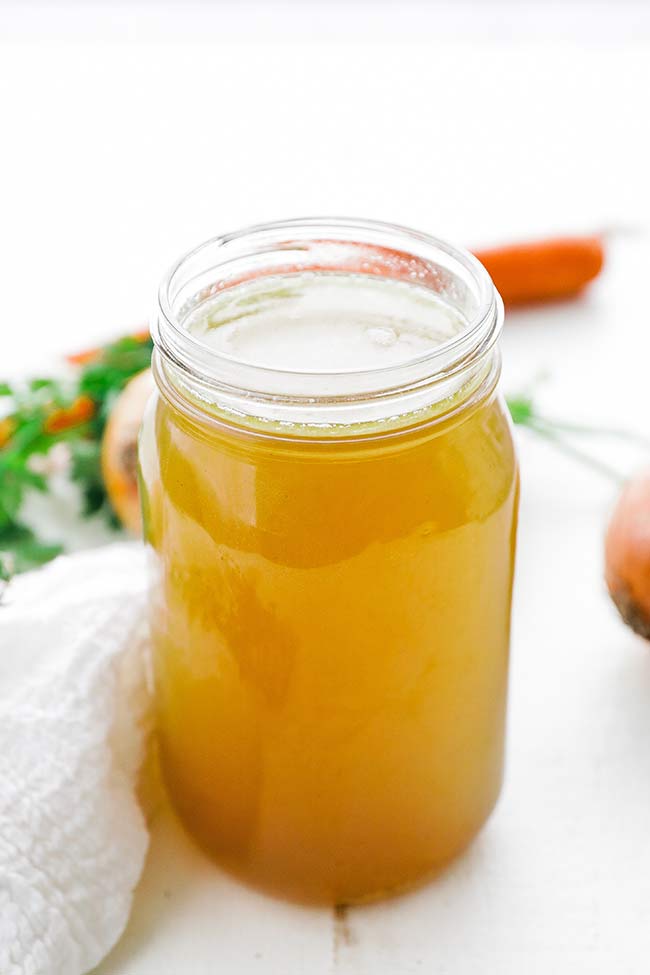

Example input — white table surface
[2,3,650,972]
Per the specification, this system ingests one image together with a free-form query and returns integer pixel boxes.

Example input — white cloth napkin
[0,544,151,975]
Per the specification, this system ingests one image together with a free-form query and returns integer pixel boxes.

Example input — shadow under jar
[140,218,519,905]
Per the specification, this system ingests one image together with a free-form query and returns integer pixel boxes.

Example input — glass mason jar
[140,218,518,905]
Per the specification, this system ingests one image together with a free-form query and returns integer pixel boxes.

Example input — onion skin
[101,369,155,535]
[605,470,650,640]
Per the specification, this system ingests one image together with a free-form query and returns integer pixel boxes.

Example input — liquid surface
[185,273,466,371]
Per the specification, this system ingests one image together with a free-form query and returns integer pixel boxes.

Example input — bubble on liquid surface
[366,326,397,347]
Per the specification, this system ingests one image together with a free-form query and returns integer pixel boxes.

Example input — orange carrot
[65,347,102,366]
[0,417,14,449]
[44,394,95,434]
[65,328,150,366]
[130,327,151,343]
[473,235,604,306]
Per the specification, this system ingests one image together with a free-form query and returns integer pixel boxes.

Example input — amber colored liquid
[139,389,518,904]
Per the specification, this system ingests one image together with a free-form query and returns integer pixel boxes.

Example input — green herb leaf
[29,378,61,394]
[69,439,109,516]
[0,522,63,574]
[506,395,535,426]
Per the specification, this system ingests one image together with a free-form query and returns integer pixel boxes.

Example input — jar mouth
[152,217,503,426]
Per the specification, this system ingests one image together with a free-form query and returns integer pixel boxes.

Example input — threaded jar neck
[152,217,503,434]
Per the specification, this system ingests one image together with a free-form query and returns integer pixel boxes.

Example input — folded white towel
[0,544,151,975]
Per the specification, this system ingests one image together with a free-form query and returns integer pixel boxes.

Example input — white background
[2,2,650,973]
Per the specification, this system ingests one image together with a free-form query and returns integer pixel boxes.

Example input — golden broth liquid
[140,272,518,905]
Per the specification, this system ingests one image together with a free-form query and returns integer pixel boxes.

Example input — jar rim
[153,217,503,416]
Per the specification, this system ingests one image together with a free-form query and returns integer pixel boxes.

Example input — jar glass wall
[140,218,519,905]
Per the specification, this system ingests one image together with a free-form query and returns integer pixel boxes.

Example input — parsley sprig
[0,332,153,575]
[507,394,650,483]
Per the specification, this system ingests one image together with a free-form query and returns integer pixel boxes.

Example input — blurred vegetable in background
[0,332,152,572]
[605,471,650,639]
[101,369,155,535]
[474,235,604,305]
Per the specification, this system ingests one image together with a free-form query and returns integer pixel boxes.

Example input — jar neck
[151,218,503,435]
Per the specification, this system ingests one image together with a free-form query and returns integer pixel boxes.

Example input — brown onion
[101,369,154,535]
[605,469,650,640]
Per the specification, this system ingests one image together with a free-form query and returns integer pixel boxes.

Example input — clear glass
[141,218,519,905]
